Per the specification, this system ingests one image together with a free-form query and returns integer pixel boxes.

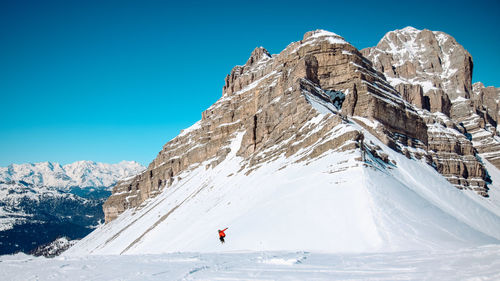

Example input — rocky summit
[67,28,500,255]
[103,29,430,222]
[103,28,500,223]
[362,26,500,195]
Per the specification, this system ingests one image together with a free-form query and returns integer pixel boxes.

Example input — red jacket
[219,228,228,238]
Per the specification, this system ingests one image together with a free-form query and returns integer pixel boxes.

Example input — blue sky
[1,0,499,166]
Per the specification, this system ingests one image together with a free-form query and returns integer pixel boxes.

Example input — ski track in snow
[2,247,500,281]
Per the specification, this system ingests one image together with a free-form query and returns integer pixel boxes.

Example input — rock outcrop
[468,82,500,167]
[361,26,473,106]
[422,111,488,195]
[103,30,428,222]
[362,26,500,195]
[473,82,500,125]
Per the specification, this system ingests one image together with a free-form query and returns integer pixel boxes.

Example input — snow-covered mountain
[361,26,473,102]
[362,27,500,175]
[0,161,145,255]
[0,160,145,191]
[67,29,500,256]
[68,127,500,254]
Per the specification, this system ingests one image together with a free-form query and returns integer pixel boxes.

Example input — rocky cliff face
[360,26,472,110]
[473,82,500,125]
[362,26,500,195]
[103,30,429,222]
[103,28,499,223]
[469,82,500,168]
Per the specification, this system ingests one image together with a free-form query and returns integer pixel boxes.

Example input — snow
[0,160,145,190]
[178,121,201,137]
[369,27,467,97]
[236,71,278,95]
[473,129,494,138]
[400,26,419,33]
[351,116,380,129]
[474,156,500,216]
[302,30,348,46]
[3,27,500,278]
[0,161,145,232]
[302,89,338,114]
[386,76,409,86]
[386,76,438,94]
[380,28,422,63]
[2,246,500,280]
[308,29,342,38]
[217,120,241,128]
[30,237,79,257]
[435,32,450,45]
[65,115,500,256]
[0,208,28,231]
[427,122,463,137]
[414,80,437,93]
[451,96,468,103]
[0,181,72,231]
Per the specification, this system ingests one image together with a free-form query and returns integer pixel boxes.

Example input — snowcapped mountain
[0,160,145,255]
[67,29,500,256]
[0,160,145,191]
[68,128,500,254]
[361,26,473,102]
[362,27,500,176]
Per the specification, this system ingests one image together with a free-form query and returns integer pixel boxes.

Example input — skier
[218,227,228,244]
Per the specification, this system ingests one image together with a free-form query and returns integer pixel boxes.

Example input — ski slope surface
[66,117,500,255]
[2,247,500,281]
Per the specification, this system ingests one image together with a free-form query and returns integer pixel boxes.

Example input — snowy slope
[3,246,500,280]
[68,114,500,255]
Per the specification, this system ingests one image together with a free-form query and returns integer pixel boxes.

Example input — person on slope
[218,228,228,244]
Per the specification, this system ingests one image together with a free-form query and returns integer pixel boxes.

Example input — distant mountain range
[0,160,145,255]
[0,160,144,190]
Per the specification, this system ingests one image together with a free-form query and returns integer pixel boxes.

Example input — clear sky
[1,0,499,166]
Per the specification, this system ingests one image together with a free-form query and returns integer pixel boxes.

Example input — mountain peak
[396,26,419,34]
[0,160,145,189]
[245,46,271,66]
[303,29,340,39]
[302,29,347,44]
[362,27,500,191]
[67,27,500,256]
[362,26,473,103]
